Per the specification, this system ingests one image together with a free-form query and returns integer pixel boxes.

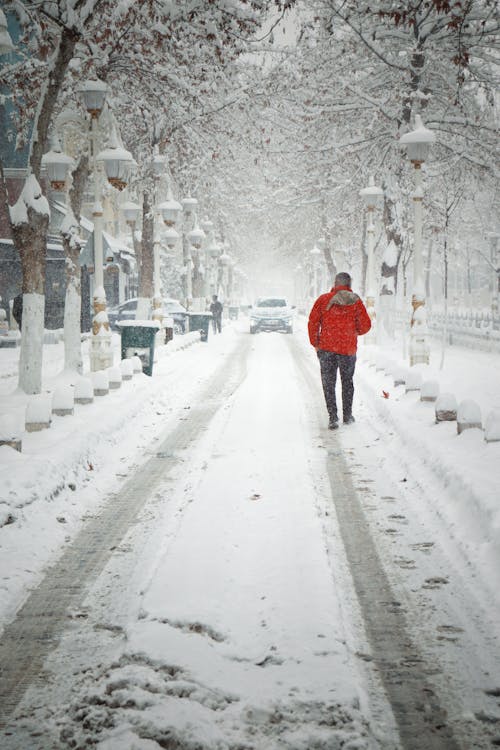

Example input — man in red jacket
[308,272,371,429]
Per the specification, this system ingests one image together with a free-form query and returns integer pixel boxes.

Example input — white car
[250,296,294,334]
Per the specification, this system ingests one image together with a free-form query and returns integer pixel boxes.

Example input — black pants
[212,315,222,333]
[317,350,356,422]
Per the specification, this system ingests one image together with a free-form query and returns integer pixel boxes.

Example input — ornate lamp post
[41,134,75,192]
[97,127,133,192]
[188,222,206,309]
[310,245,322,299]
[359,176,383,342]
[201,219,215,299]
[401,114,436,365]
[80,80,133,371]
[180,196,198,305]
[121,200,141,227]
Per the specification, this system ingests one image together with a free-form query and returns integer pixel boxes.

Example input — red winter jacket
[308,285,371,355]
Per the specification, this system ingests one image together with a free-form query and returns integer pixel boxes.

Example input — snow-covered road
[1,321,499,749]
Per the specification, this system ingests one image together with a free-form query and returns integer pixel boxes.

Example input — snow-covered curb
[357,349,500,589]
[0,327,238,632]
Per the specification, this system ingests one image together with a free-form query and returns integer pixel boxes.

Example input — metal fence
[387,306,500,353]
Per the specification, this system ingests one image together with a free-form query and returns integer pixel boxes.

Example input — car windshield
[163,301,185,313]
[256,298,286,308]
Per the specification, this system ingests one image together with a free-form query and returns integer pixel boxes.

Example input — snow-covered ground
[0,316,499,748]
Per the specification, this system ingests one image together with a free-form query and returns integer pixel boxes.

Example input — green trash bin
[229,306,239,320]
[187,312,212,342]
[119,320,160,376]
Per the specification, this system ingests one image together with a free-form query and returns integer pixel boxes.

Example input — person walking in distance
[308,271,371,429]
[210,294,223,333]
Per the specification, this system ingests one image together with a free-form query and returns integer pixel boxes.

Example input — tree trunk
[382,192,404,295]
[4,25,80,394]
[12,203,50,394]
[137,191,154,319]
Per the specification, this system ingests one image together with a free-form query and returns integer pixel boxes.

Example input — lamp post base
[90,332,113,371]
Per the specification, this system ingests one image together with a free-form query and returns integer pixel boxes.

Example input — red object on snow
[382,390,390,399]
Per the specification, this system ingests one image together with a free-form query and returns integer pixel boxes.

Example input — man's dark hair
[335,272,352,287]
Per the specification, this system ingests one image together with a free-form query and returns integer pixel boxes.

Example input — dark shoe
[328,419,339,430]
[344,415,355,425]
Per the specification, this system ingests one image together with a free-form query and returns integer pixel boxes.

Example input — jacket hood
[326,286,360,309]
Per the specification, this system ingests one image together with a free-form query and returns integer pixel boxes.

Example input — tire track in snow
[288,333,461,750]
[0,335,251,731]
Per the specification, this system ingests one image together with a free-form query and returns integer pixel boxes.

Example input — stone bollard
[420,380,440,403]
[130,355,143,374]
[108,366,122,390]
[25,395,52,432]
[393,367,407,387]
[435,393,458,423]
[74,377,94,405]
[457,399,482,435]
[484,409,500,443]
[0,414,22,451]
[92,370,109,397]
[405,370,422,394]
[120,358,134,381]
[52,385,75,417]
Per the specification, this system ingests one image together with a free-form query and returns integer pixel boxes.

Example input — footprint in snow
[422,576,449,589]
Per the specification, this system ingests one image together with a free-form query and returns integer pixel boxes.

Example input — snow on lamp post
[201,219,215,298]
[188,222,206,308]
[97,127,133,192]
[120,200,141,298]
[121,200,141,228]
[359,176,383,343]
[400,114,436,366]
[310,245,322,299]
[219,249,232,303]
[150,150,167,329]
[79,79,114,371]
[41,134,75,192]
[179,196,198,305]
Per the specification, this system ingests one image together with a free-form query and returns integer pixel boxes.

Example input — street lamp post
[121,200,141,295]
[359,176,383,343]
[400,114,436,366]
[310,245,322,298]
[181,196,198,306]
[150,151,168,331]
[80,80,133,370]
[201,219,215,300]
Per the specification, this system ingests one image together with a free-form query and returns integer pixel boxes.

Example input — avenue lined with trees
[0,0,498,391]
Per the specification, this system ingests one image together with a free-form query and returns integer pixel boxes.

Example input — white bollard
[52,385,75,416]
[120,358,134,381]
[92,370,109,397]
[435,393,458,423]
[405,370,422,393]
[74,377,94,405]
[130,355,143,374]
[457,399,482,435]
[108,366,122,390]
[0,413,22,451]
[25,395,52,432]
[484,409,500,443]
[393,366,408,387]
[420,380,440,403]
